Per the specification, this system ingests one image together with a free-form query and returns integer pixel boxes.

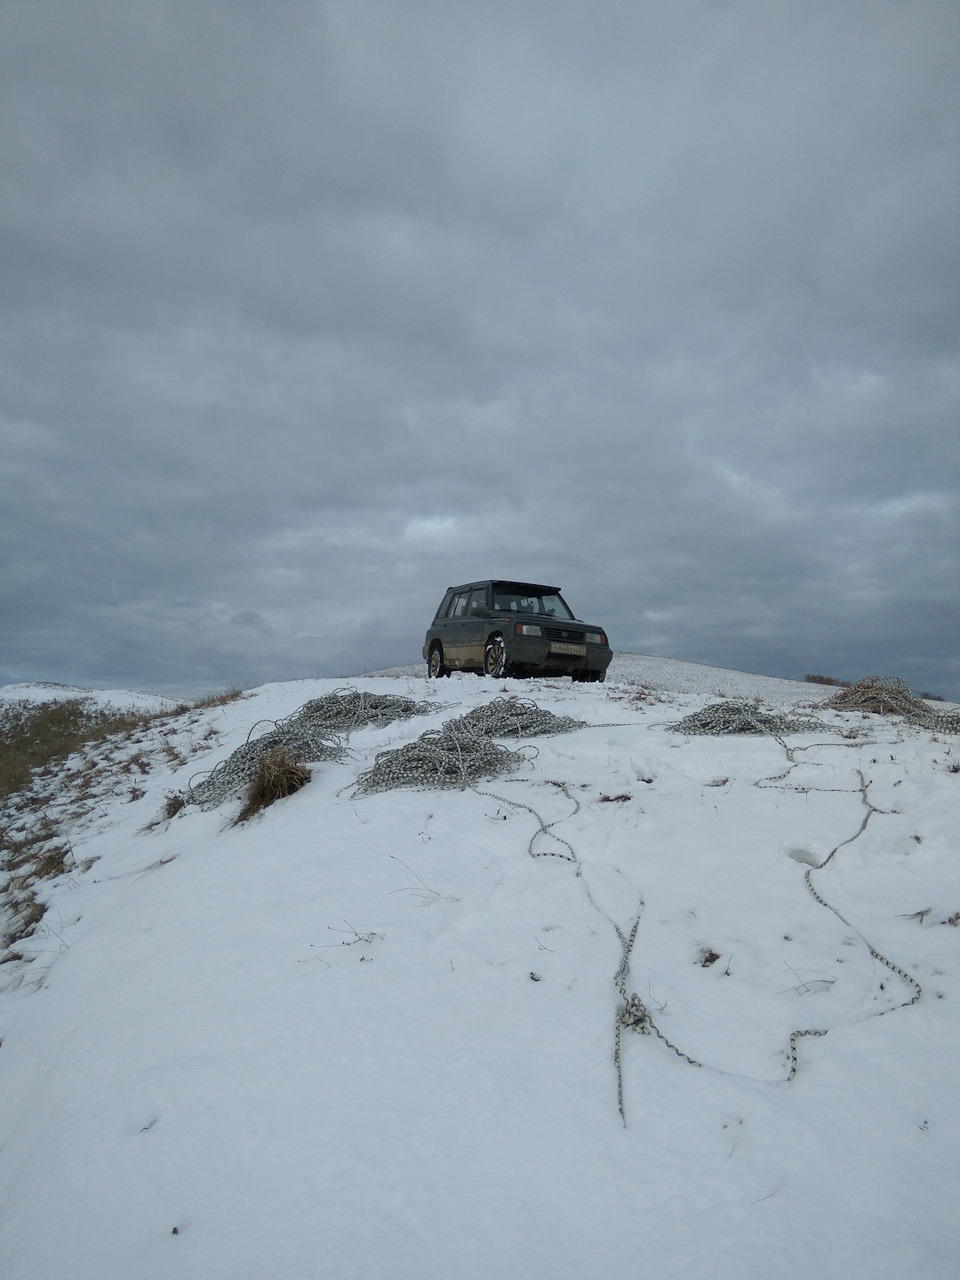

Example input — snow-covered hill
[1,660,958,1279]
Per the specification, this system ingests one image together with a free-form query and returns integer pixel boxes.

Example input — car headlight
[515,623,542,636]
[585,632,605,645]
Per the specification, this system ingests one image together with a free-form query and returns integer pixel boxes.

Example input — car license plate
[550,642,587,656]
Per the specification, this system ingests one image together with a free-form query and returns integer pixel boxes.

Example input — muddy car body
[423,580,612,681]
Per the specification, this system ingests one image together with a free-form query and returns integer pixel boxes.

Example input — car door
[427,590,455,657]
[459,585,490,668]
[442,589,471,666]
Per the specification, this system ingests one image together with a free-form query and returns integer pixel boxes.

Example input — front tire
[483,636,508,678]
[428,644,448,678]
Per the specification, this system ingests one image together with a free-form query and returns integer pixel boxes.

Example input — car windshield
[492,589,574,619]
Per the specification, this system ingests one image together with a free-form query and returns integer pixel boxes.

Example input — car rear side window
[449,592,469,617]
[435,591,455,619]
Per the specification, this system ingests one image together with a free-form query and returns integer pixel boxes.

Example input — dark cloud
[1,0,958,698]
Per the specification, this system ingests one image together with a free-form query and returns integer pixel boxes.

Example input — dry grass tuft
[1,890,46,952]
[138,790,187,832]
[30,845,73,880]
[232,748,311,824]
[192,688,246,710]
[162,792,186,820]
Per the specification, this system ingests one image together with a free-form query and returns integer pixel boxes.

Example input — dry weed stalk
[232,748,311,824]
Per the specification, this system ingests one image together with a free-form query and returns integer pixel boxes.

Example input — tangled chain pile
[443,696,584,741]
[354,728,527,795]
[666,700,831,737]
[183,688,439,810]
[353,697,583,796]
[827,675,960,734]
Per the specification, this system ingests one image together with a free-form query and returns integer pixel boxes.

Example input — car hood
[495,610,605,633]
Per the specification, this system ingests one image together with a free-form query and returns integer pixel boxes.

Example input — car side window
[467,587,487,616]
[435,591,455,620]
[450,592,469,618]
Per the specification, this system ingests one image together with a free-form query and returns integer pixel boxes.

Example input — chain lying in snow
[786,1029,829,1081]
[183,688,440,810]
[350,689,928,1114]
[478,782,703,1123]
[826,675,960,735]
[609,734,923,1110]
[352,697,583,796]
[801,768,923,1019]
[612,914,703,1125]
[666,701,832,737]
[751,756,923,1079]
[475,780,582,866]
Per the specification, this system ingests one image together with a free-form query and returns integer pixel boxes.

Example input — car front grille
[543,626,585,642]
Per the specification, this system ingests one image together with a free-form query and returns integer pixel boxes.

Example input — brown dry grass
[0,700,157,804]
[1,690,243,809]
[138,790,186,832]
[0,685,245,960]
[162,791,186,820]
[193,688,246,710]
[0,890,46,953]
[232,748,311,824]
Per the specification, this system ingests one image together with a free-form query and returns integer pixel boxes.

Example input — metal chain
[354,727,528,795]
[477,783,705,1124]
[666,701,833,737]
[444,697,584,741]
[352,697,583,796]
[751,755,923,1077]
[666,680,959,739]
[827,675,960,735]
[475,780,582,867]
[183,688,440,810]
[801,769,923,1015]
[353,689,931,1117]
[611,914,703,1125]
[787,1029,829,1081]
[662,695,928,1080]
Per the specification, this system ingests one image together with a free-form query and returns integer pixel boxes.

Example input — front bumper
[505,634,612,675]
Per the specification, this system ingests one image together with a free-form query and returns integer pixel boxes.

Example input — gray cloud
[2,0,958,698]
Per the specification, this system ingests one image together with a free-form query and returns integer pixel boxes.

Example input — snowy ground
[1,658,958,1279]
[0,681,184,714]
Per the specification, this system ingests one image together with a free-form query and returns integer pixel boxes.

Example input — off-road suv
[423,580,612,681]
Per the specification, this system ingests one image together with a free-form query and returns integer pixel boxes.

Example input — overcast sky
[2,0,958,699]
